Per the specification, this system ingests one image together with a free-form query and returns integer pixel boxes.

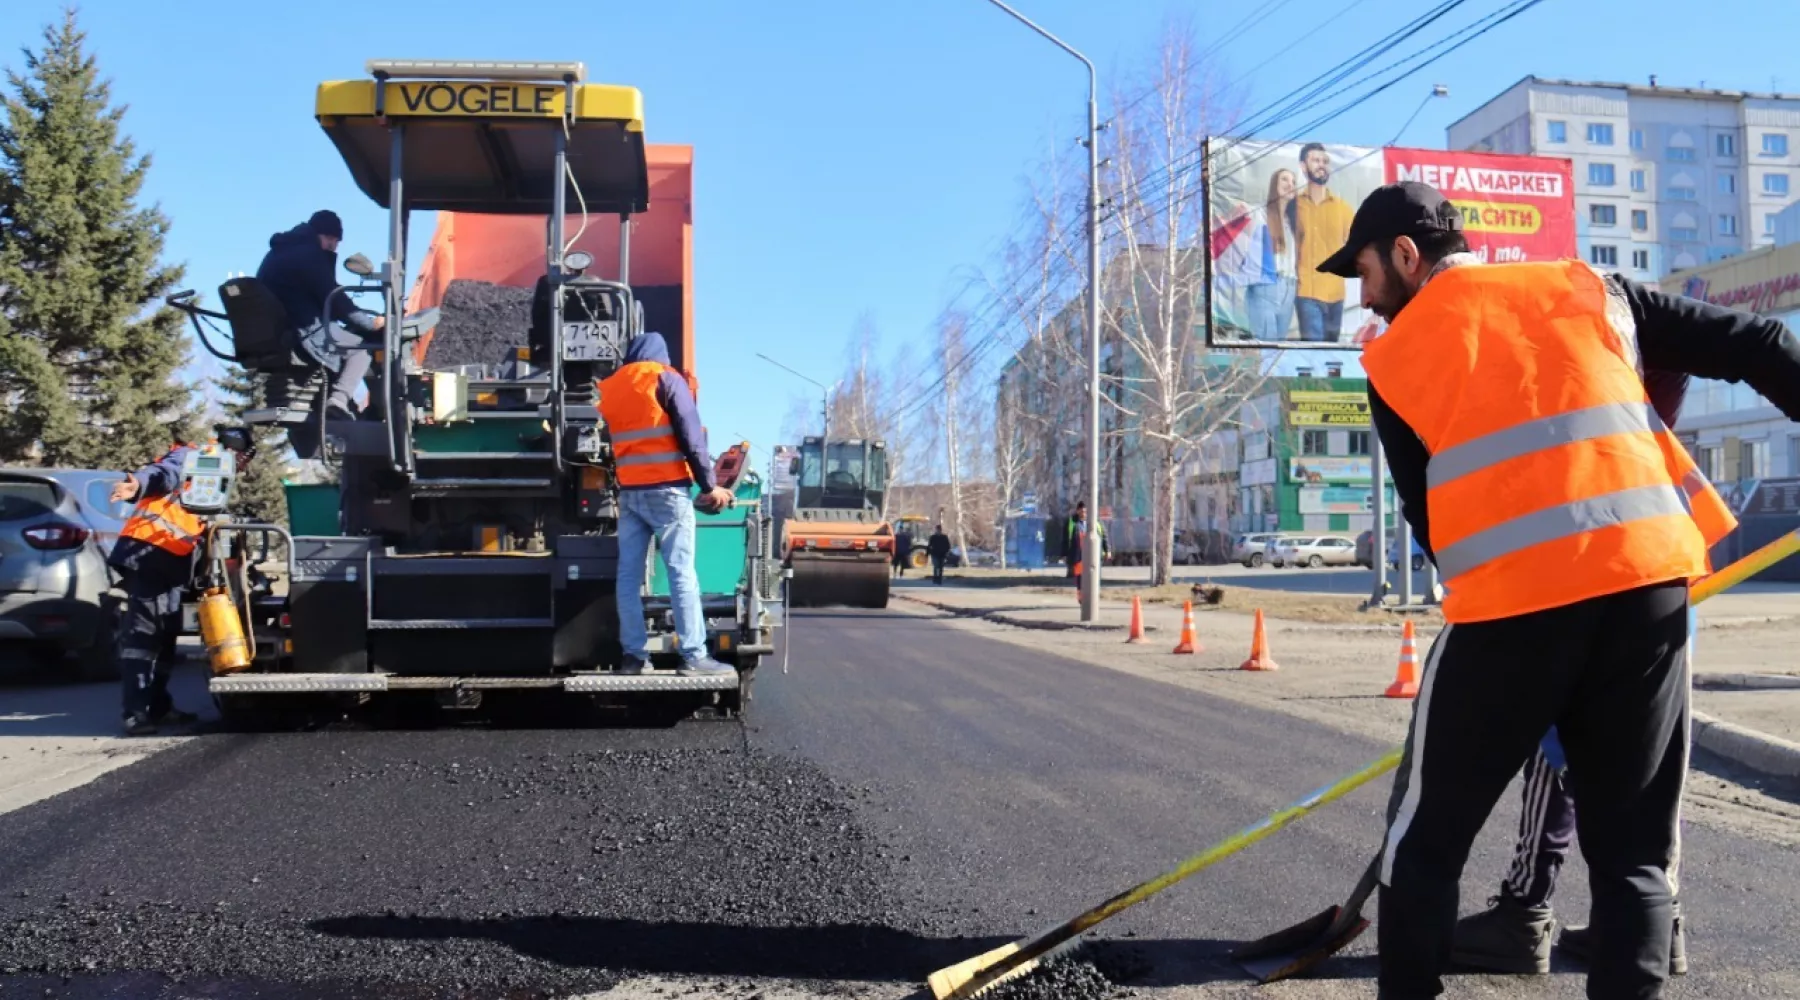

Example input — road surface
[1,608,1796,998]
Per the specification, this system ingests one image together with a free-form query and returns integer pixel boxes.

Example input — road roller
[780,436,893,609]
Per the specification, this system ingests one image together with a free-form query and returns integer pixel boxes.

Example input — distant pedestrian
[893,528,914,578]
[1065,502,1107,593]
[927,525,952,585]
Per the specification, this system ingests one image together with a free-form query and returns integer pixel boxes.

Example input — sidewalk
[892,579,1800,782]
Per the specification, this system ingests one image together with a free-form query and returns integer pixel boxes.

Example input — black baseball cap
[1316,181,1462,278]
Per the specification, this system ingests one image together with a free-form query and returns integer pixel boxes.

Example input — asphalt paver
[1,608,1797,999]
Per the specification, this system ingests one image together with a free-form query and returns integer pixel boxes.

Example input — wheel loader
[164,60,781,725]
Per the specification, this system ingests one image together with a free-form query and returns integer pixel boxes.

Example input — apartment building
[1448,76,1800,279]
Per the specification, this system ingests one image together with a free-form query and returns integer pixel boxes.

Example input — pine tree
[214,366,292,525]
[0,8,195,468]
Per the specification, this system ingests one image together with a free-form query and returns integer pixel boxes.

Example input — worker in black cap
[1327,180,1800,1000]
[255,209,385,421]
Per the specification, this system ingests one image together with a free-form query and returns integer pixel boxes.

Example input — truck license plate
[562,321,621,361]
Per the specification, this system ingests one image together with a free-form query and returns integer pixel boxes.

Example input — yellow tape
[929,529,1800,1000]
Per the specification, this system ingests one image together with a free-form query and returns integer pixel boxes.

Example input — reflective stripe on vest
[1433,482,1693,580]
[1362,259,1737,623]
[1425,402,1666,490]
[596,361,694,486]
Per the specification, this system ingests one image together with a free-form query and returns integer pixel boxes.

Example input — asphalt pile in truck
[422,278,535,371]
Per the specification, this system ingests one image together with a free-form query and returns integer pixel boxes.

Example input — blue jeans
[615,486,706,662]
[1246,278,1297,341]
[1295,296,1344,343]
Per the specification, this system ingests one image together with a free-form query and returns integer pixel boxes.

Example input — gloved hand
[696,486,734,513]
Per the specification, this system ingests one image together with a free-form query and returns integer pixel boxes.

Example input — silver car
[1233,532,1283,567]
[0,470,123,680]
[1271,535,1360,568]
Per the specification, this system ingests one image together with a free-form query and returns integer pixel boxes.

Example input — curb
[893,593,1134,633]
[1692,673,1800,691]
[1692,710,1800,779]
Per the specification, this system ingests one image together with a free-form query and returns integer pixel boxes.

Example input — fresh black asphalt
[1,607,1797,998]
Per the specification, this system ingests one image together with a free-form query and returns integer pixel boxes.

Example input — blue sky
[7,0,1800,473]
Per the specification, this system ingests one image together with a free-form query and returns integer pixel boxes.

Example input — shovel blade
[1231,904,1371,983]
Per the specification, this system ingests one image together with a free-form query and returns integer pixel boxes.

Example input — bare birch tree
[1090,22,1285,585]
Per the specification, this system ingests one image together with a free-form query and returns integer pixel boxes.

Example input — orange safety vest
[597,361,694,487]
[119,448,208,558]
[1361,259,1737,624]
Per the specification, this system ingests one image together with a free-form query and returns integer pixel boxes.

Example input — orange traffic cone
[1239,608,1279,671]
[1172,600,1200,654]
[1125,595,1146,644]
[1385,620,1421,698]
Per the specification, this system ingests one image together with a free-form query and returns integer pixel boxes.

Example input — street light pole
[756,352,831,445]
[982,0,1104,621]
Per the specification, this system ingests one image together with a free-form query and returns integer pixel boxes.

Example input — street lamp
[756,352,833,446]
[1368,84,1448,610]
[982,0,1105,622]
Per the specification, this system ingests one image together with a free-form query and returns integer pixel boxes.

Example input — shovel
[1231,528,1800,984]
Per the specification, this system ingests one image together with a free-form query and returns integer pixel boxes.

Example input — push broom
[926,529,1800,999]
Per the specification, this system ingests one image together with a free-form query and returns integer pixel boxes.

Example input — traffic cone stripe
[1385,619,1421,698]
[1239,608,1279,671]
[1172,600,1200,654]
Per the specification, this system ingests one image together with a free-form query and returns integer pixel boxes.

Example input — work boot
[677,655,735,678]
[122,712,158,737]
[1558,899,1687,975]
[616,656,645,676]
[1451,895,1556,974]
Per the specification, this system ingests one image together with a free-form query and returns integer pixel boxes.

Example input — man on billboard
[1294,143,1355,342]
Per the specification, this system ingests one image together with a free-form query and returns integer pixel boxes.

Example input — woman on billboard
[1213,168,1302,340]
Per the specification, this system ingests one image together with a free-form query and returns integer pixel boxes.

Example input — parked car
[1355,530,1374,568]
[27,467,136,555]
[1232,532,1283,567]
[0,470,122,680]
[1389,533,1428,572]
[1271,535,1359,568]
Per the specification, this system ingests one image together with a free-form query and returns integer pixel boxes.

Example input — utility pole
[981,0,1104,621]
[756,352,831,445]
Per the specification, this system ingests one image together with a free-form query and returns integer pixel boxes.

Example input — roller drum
[787,554,890,609]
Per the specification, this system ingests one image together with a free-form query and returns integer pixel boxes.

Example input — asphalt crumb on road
[0,732,931,998]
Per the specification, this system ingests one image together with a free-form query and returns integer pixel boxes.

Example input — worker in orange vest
[1316,181,1800,1000]
[108,433,254,735]
[597,331,735,677]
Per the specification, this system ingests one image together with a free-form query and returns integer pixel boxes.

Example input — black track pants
[1500,745,1578,908]
[1377,581,1691,1000]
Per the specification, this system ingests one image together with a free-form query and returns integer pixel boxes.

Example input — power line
[1140,0,1550,225]
[903,0,1544,427]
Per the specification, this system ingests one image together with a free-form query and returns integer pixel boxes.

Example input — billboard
[1289,456,1373,484]
[1205,140,1576,349]
[1298,484,1397,515]
[1288,390,1371,426]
